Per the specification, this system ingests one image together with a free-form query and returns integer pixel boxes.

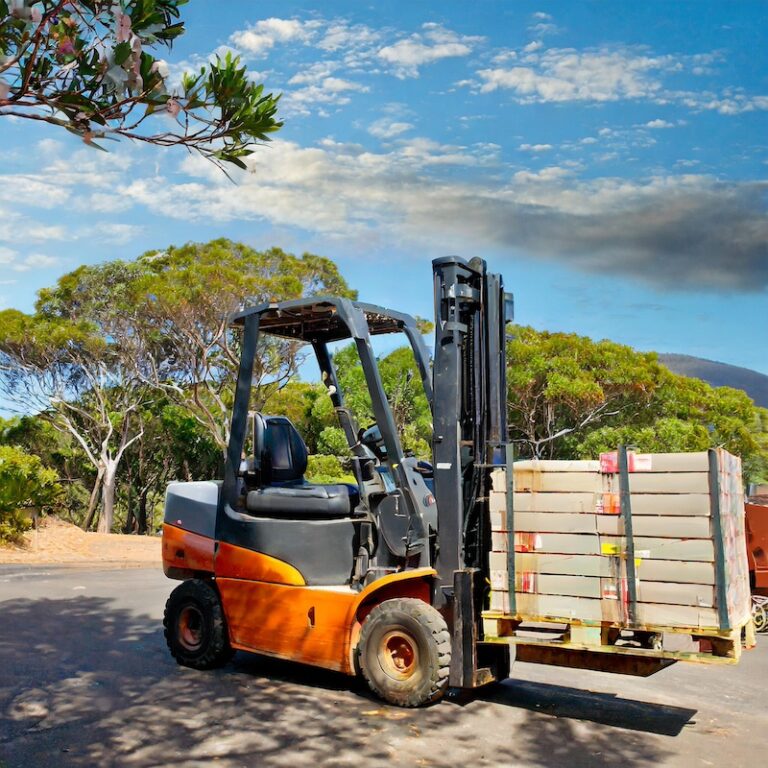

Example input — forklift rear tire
[164,579,234,670]
[358,598,450,707]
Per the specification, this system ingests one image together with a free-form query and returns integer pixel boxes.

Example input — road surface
[1,565,765,767]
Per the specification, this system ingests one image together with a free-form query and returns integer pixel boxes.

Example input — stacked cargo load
[484,448,754,663]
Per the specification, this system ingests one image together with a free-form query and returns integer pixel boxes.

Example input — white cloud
[378,23,481,78]
[368,119,414,139]
[477,46,673,102]
[12,253,59,272]
[83,223,143,245]
[15,221,67,242]
[317,20,380,57]
[519,143,553,152]
[528,13,559,37]
[230,18,319,56]
[0,174,70,208]
[0,244,59,273]
[471,42,768,115]
[283,77,369,116]
[645,119,675,128]
[675,91,768,115]
[114,139,768,291]
[0,246,17,265]
[288,61,339,85]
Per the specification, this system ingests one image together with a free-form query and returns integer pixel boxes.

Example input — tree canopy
[0,0,281,168]
[0,240,356,534]
[506,325,768,481]
[2,250,766,539]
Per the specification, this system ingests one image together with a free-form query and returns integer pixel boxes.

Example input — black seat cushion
[246,483,359,519]
[249,413,359,518]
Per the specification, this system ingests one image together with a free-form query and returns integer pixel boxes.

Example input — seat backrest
[254,414,308,485]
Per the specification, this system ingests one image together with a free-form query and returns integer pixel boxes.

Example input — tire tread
[358,598,450,708]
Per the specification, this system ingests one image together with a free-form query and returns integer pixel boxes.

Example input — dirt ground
[0,517,161,568]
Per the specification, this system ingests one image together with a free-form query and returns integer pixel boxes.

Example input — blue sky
[1,1,767,375]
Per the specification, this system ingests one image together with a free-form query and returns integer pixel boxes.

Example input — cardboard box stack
[488,449,751,632]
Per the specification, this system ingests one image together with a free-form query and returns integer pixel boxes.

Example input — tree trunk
[83,465,105,531]
[138,488,149,535]
[123,480,135,534]
[97,461,118,534]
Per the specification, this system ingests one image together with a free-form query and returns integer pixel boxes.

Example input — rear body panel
[746,502,768,594]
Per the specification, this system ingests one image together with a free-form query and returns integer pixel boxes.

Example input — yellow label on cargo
[601,542,621,556]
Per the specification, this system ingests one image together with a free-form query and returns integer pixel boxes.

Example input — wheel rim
[178,604,204,651]
[378,629,419,681]
[754,604,768,633]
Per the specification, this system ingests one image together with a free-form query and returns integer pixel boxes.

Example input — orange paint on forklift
[215,541,306,585]
[218,568,436,674]
[162,523,215,578]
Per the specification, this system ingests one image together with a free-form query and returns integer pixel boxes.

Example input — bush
[0,446,59,543]
[316,426,351,457]
[306,454,356,485]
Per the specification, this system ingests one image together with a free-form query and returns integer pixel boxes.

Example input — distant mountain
[658,354,768,408]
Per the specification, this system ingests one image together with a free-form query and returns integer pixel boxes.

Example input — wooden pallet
[482,611,757,666]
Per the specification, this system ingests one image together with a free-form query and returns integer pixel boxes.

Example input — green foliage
[305,454,355,485]
[124,239,356,449]
[507,326,660,458]
[0,415,93,525]
[507,326,768,482]
[0,240,357,532]
[0,1,281,168]
[316,426,350,457]
[332,343,432,458]
[0,445,59,542]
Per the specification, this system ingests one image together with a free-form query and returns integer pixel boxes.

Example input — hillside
[659,354,768,408]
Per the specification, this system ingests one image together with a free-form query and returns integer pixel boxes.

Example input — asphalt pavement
[1,565,765,768]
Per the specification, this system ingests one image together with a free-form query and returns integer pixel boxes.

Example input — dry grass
[0,516,161,567]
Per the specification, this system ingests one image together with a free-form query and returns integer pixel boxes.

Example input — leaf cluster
[0,443,60,541]
[0,1,281,168]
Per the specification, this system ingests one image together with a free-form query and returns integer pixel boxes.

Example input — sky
[1,1,767,375]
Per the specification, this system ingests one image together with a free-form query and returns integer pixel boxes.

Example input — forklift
[161,256,513,706]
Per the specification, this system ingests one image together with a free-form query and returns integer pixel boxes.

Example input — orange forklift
[161,256,512,706]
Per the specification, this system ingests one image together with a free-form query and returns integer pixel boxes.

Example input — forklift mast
[430,258,514,690]
[432,256,511,596]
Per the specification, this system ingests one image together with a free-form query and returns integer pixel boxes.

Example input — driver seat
[245,414,359,518]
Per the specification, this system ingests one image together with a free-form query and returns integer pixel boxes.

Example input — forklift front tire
[164,579,234,670]
[357,598,450,707]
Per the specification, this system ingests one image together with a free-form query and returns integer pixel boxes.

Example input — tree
[0,301,145,533]
[120,400,219,534]
[330,342,432,458]
[0,0,281,169]
[0,444,59,541]
[506,326,661,458]
[0,241,356,532]
[506,325,768,483]
[124,240,356,453]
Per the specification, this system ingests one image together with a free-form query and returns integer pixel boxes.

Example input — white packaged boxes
[487,449,751,632]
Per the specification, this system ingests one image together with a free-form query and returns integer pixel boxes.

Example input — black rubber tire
[163,579,234,670]
[357,598,450,707]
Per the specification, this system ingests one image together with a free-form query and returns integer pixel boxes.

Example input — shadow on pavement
[0,597,678,767]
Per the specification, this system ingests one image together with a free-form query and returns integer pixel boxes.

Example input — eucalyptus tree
[125,239,356,453]
[0,304,145,532]
[0,241,356,532]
